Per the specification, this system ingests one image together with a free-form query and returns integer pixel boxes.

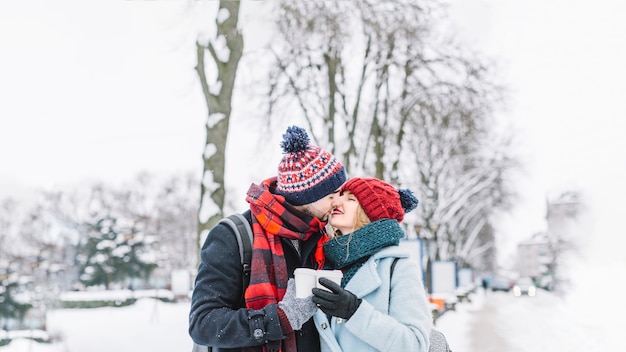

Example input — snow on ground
[436,263,624,351]
[1,262,623,352]
[0,298,194,352]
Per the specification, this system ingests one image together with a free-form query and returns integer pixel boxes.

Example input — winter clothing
[340,177,418,223]
[189,125,346,352]
[246,178,332,351]
[323,219,404,287]
[278,279,319,330]
[276,126,346,206]
[312,278,362,320]
[313,179,431,352]
[245,178,329,306]
[313,246,432,352]
[189,190,324,352]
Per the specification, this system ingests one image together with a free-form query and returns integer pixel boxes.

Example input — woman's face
[329,190,361,234]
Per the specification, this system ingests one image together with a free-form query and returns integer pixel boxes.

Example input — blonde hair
[355,205,371,229]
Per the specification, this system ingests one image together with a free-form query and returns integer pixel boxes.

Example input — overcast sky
[0,1,210,195]
[1,0,624,265]
[457,0,626,264]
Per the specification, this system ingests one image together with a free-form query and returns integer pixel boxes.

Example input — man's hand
[278,278,318,330]
[312,277,361,319]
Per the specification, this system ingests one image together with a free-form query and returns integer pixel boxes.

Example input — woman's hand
[312,277,361,319]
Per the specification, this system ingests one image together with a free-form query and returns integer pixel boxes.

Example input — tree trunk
[195,0,243,267]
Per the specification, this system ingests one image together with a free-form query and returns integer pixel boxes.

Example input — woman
[311,177,432,352]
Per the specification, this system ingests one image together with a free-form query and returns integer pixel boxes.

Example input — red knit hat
[341,177,419,223]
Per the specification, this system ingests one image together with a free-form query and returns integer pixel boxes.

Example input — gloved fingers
[318,277,342,292]
[311,293,338,309]
[314,301,337,316]
[312,287,337,301]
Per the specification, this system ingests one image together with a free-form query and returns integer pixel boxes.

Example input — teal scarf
[323,219,405,287]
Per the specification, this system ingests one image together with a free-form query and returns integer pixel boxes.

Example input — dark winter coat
[189,210,322,352]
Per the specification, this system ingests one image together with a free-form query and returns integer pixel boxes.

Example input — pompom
[280,125,310,153]
[398,189,419,213]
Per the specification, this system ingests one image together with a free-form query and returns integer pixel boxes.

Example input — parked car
[539,275,553,291]
[489,276,512,292]
[513,277,537,297]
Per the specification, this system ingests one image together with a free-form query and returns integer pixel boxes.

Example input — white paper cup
[316,270,343,290]
[294,268,317,298]
[294,268,344,297]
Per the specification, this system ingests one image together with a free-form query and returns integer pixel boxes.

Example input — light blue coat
[314,246,432,352]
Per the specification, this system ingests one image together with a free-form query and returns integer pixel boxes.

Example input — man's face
[296,190,340,221]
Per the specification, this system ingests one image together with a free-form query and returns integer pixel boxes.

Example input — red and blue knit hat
[276,126,347,206]
[341,177,419,223]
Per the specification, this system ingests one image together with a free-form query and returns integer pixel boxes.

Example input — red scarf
[244,178,328,352]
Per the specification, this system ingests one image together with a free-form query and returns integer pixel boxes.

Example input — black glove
[312,277,361,320]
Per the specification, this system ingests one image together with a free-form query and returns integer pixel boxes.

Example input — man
[189,126,347,352]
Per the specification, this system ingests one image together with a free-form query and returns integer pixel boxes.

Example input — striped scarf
[244,177,328,352]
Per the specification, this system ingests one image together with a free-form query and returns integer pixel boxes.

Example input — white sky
[446,0,626,264]
[1,0,625,265]
[0,1,212,194]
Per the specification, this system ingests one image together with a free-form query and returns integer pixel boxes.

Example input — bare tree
[151,173,199,272]
[0,172,200,317]
[28,173,196,289]
[267,0,518,269]
[108,172,198,277]
[269,1,449,176]
[0,198,18,257]
[403,98,518,263]
[195,0,244,264]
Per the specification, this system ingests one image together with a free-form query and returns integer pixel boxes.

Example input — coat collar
[343,246,409,297]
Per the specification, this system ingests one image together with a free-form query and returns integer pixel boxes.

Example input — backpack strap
[388,257,400,308]
[218,213,254,292]
[390,257,400,279]
[192,214,253,352]
[389,257,452,351]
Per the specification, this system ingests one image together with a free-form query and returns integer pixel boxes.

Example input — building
[546,191,580,240]
[516,232,551,279]
[516,191,581,289]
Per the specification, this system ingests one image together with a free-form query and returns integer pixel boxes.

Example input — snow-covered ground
[438,283,622,351]
[437,259,625,351]
[1,298,194,352]
[1,261,623,352]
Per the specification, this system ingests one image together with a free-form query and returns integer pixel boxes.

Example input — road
[436,287,618,351]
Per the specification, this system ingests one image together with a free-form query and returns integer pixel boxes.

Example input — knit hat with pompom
[340,177,418,223]
[276,126,347,205]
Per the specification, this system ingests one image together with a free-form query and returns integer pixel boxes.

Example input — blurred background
[1,0,624,351]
